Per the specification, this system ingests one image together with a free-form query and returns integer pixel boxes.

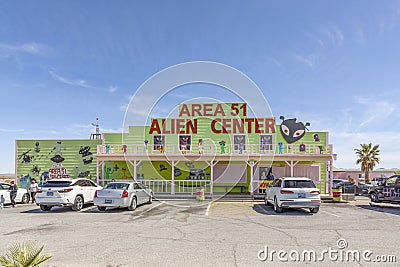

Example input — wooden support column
[127,160,142,182]
[284,160,299,177]
[246,160,258,195]
[96,159,99,185]
[171,160,175,194]
[101,161,105,186]
[206,160,218,197]
[329,159,334,195]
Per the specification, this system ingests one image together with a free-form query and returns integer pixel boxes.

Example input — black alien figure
[279,116,310,144]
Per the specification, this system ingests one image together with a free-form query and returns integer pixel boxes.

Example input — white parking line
[321,210,340,217]
[205,202,212,216]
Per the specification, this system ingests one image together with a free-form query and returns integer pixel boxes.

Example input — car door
[0,184,11,204]
[133,183,146,204]
[86,180,99,202]
[0,183,11,204]
[268,179,281,201]
[382,177,397,201]
[79,180,94,202]
[393,178,400,202]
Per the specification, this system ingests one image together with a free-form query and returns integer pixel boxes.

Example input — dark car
[369,175,400,203]
[331,179,347,188]
[334,181,371,196]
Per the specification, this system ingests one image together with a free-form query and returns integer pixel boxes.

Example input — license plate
[47,192,53,196]
[298,193,306,198]
[105,199,112,204]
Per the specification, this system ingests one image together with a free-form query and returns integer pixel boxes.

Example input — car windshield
[104,183,130,190]
[41,181,72,187]
[284,180,316,188]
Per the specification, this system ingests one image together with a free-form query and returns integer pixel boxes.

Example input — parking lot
[0,197,399,266]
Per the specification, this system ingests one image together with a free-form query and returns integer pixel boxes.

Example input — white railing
[135,179,210,194]
[97,143,333,156]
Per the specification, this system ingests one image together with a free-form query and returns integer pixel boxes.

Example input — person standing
[30,179,39,204]
[9,181,18,208]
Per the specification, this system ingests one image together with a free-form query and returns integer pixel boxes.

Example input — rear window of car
[41,181,72,187]
[284,180,316,188]
[104,183,130,190]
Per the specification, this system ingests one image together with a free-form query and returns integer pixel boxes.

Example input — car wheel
[309,207,319,213]
[40,205,52,211]
[21,193,30,204]
[264,194,271,206]
[273,198,283,213]
[128,197,137,211]
[97,206,106,211]
[147,194,153,204]
[71,195,84,211]
[370,192,380,203]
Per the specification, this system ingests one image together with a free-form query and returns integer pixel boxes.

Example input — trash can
[196,187,205,201]
[332,188,342,202]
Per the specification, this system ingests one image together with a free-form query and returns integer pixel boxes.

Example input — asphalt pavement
[0,197,399,267]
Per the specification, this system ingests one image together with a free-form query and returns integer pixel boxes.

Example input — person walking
[30,179,39,204]
[9,181,18,208]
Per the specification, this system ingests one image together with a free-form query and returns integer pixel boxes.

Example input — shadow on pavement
[20,205,96,214]
[355,203,400,216]
[253,203,314,216]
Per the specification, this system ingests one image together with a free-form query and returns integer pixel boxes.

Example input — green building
[16,102,335,195]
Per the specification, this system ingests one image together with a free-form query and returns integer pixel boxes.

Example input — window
[133,183,141,190]
[1,183,9,190]
[153,135,165,151]
[179,135,191,151]
[42,181,72,187]
[105,183,130,190]
[260,134,273,151]
[284,180,316,189]
[233,135,246,150]
[273,179,282,187]
[386,178,396,186]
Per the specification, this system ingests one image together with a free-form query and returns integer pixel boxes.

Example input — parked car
[331,179,347,188]
[36,178,102,211]
[370,177,388,187]
[0,182,30,205]
[264,177,321,213]
[369,175,400,203]
[94,181,153,211]
[334,181,372,196]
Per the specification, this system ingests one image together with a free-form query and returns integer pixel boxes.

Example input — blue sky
[1,0,400,173]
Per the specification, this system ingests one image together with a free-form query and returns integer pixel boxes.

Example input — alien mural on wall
[279,116,310,144]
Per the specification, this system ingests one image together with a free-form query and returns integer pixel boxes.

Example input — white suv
[36,178,102,211]
[265,177,321,213]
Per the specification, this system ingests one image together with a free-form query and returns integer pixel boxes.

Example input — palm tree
[0,241,52,267]
[354,143,380,184]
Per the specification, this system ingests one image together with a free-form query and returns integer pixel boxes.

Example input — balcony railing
[97,143,333,156]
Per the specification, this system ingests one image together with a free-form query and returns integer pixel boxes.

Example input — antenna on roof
[90,118,101,140]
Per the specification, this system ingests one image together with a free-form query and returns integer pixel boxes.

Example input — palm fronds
[0,241,52,267]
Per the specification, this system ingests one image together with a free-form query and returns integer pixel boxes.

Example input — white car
[36,178,102,211]
[264,177,321,213]
[0,182,30,205]
[94,181,153,211]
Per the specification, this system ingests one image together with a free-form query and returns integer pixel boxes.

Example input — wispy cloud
[0,42,50,56]
[270,57,283,69]
[294,54,317,68]
[355,96,395,127]
[108,86,118,93]
[322,25,344,47]
[0,128,24,133]
[48,69,117,93]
